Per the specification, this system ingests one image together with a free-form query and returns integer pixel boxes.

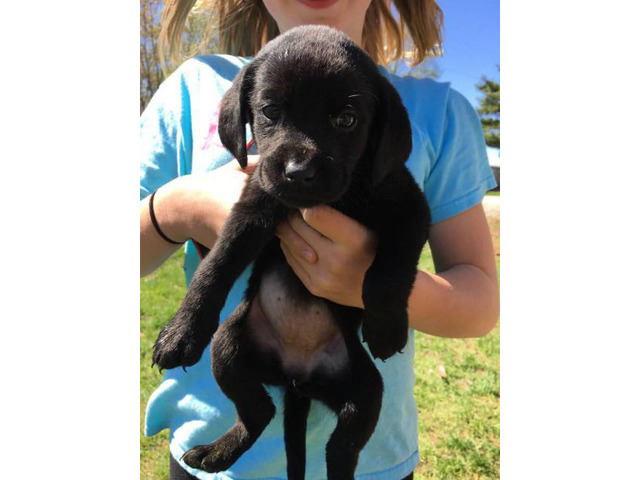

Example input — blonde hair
[159,0,443,70]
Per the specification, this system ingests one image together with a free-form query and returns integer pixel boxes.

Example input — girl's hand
[276,206,378,308]
[154,156,260,248]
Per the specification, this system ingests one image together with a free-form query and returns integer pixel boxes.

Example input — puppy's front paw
[182,436,243,473]
[362,311,408,361]
[152,310,214,371]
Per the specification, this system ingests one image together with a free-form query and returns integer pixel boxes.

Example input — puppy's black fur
[153,26,430,479]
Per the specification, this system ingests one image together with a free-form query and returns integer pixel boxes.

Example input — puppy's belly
[247,266,349,381]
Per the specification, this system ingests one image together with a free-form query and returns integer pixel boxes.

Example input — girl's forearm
[141,159,261,277]
[408,266,499,338]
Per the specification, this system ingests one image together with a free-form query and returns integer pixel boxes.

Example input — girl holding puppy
[141,1,499,478]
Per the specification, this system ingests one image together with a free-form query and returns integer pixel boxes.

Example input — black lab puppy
[153,25,430,480]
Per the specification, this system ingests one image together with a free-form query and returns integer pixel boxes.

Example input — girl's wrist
[151,177,195,244]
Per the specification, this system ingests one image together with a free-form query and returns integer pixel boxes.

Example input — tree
[140,0,218,112]
[140,0,164,113]
[476,68,500,148]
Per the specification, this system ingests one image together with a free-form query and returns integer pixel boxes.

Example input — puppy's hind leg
[284,390,311,480]
[182,299,276,473]
[324,340,383,480]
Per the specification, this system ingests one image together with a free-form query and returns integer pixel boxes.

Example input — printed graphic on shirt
[201,102,223,152]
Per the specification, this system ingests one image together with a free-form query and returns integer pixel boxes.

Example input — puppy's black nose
[284,161,317,183]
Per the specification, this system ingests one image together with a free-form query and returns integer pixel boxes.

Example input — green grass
[141,245,500,479]
[140,251,186,480]
[414,248,500,479]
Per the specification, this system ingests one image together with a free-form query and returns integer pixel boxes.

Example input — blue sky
[417,0,500,108]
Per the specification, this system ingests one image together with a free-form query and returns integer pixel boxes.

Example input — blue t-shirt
[141,54,496,480]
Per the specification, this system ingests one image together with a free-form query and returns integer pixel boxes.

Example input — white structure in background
[487,146,500,190]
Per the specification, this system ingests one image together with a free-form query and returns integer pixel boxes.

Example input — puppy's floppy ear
[370,76,413,185]
[218,61,257,169]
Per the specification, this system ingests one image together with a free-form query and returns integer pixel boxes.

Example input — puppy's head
[219,25,412,208]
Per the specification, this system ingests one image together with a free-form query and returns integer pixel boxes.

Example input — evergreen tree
[476,69,500,148]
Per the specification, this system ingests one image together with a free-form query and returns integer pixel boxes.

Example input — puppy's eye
[262,105,282,121]
[332,111,358,130]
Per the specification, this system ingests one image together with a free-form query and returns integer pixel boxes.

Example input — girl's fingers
[243,155,260,173]
[276,219,318,264]
[230,154,260,174]
[287,210,332,251]
[280,241,314,288]
[300,205,369,246]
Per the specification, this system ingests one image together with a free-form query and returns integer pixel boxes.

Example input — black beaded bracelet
[149,190,184,245]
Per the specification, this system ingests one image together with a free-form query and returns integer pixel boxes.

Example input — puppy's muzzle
[260,152,347,208]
